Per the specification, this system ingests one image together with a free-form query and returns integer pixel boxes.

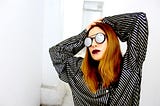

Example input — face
[88,27,107,61]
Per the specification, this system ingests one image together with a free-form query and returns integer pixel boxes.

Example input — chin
[92,57,101,61]
[91,54,102,61]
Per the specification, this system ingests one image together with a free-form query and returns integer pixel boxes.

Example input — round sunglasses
[84,33,106,47]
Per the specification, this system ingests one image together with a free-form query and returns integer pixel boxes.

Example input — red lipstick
[92,50,100,54]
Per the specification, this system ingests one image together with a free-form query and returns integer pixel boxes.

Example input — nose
[91,39,97,47]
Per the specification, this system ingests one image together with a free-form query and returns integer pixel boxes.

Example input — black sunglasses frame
[84,33,106,47]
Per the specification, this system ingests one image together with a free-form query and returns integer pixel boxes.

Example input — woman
[49,12,148,106]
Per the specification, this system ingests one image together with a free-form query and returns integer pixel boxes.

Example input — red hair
[81,23,122,93]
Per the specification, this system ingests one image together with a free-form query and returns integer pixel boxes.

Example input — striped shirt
[49,12,148,106]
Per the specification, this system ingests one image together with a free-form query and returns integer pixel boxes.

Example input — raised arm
[101,12,149,106]
[49,30,87,82]
[102,12,148,74]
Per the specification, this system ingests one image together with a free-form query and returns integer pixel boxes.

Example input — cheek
[88,48,92,54]
[100,42,107,55]
[100,41,107,50]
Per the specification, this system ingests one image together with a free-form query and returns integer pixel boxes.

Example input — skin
[88,27,107,61]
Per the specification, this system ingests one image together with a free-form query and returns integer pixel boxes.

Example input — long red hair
[81,23,122,93]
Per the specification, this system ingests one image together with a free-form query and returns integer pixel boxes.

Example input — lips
[92,50,100,54]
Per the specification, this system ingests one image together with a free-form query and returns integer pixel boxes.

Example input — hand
[86,18,103,31]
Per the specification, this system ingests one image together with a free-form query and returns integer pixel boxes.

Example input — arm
[49,30,87,82]
[102,12,148,75]
[102,12,148,105]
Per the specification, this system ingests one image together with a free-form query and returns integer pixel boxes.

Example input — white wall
[42,0,64,86]
[0,0,43,106]
[63,0,84,39]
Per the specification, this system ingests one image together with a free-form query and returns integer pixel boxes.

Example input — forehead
[88,27,105,37]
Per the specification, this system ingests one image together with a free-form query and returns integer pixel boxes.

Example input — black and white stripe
[49,12,148,106]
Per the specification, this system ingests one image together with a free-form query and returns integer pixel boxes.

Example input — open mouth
[92,50,100,54]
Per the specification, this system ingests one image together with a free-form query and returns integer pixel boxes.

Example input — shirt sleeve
[49,30,87,83]
[102,12,149,106]
[103,12,148,76]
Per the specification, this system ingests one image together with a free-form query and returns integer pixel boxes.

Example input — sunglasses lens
[84,37,92,47]
[84,33,106,47]
[95,33,105,43]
